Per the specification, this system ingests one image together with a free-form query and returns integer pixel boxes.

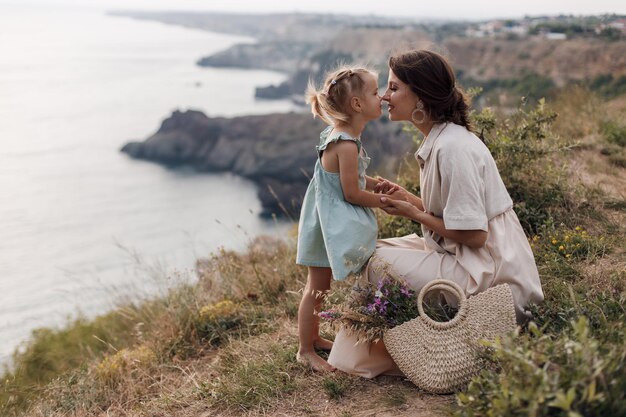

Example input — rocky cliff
[121,110,413,218]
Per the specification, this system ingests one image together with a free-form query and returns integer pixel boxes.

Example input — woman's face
[382,69,418,122]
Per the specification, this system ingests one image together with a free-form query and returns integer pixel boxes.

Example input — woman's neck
[412,120,435,137]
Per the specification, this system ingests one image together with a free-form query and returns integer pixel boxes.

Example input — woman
[327,49,544,378]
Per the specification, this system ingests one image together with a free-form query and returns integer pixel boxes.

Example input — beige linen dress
[327,122,544,378]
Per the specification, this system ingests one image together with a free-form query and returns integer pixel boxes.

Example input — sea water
[0,5,296,365]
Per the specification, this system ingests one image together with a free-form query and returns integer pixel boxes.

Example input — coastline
[120,110,414,218]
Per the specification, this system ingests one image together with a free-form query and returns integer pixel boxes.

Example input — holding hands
[380,197,423,219]
[372,177,425,221]
[373,177,400,195]
[373,177,410,202]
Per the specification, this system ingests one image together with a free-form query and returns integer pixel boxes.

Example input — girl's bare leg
[297,266,335,372]
[312,292,334,351]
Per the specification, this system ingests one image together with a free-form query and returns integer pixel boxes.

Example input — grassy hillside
[1,88,624,416]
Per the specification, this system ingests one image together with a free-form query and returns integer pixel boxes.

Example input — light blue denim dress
[296,126,378,280]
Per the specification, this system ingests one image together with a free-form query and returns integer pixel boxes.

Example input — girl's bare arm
[335,141,394,208]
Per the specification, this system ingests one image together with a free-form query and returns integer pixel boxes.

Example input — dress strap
[316,127,361,156]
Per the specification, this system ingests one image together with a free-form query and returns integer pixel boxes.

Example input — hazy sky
[2,0,625,20]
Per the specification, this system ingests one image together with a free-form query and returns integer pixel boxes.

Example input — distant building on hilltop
[544,32,567,40]
[608,18,626,34]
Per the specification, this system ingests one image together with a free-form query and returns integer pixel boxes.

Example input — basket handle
[417,279,468,329]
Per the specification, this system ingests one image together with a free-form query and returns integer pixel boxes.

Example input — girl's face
[382,69,418,122]
[358,72,383,121]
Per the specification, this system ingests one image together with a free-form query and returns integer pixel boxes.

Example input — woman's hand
[375,178,425,211]
[380,197,421,220]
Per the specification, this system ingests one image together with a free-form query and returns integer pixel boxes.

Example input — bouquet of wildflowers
[319,275,420,344]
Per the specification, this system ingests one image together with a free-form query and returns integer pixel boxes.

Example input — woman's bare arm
[380,197,488,248]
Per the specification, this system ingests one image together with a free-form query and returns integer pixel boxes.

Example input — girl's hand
[387,188,410,202]
[380,197,422,220]
[374,177,401,195]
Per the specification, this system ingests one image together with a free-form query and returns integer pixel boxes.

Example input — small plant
[95,345,157,384]
[194,299,279,349]
[322,375,351,400]
[530,224,608,262]
[195,300,243,346]
[199,299,238,321]
[381,390,408,408]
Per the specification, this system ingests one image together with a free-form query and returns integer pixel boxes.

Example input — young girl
[295,66,399,372]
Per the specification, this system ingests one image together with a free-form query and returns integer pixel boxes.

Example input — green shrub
[462,74,556,102]
[589,74,626,98]
[195,300,245,346]
[194,301,277,347]
[455,316,626,417]
[601,120,626,147]
[475,99,580,234]
[531,283,626,337]
[0,313,137,413]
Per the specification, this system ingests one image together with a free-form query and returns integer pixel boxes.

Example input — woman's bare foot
[313,337,334,352]
[296,351,336,373]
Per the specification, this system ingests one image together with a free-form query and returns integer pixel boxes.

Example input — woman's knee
[364,254,395,285]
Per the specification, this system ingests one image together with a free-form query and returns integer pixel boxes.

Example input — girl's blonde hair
[305,65,376,125]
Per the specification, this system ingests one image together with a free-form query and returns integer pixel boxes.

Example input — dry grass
[10,235,453,417]
[23,263,452,417]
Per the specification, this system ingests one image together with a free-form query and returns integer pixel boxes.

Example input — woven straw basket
[383,279,517,394]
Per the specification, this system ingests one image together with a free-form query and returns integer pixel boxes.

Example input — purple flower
[377,303,387,315]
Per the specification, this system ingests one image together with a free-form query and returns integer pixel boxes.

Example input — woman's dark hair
[389,50,472,131]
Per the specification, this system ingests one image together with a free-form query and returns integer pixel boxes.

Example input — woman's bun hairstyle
[389,50,471,131]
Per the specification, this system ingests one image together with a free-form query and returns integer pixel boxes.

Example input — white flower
[375,290,383,298]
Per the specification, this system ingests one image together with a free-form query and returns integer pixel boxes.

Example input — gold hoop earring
[411,101,427,124]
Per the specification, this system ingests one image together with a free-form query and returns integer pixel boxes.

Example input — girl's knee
[307,267,332,291]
